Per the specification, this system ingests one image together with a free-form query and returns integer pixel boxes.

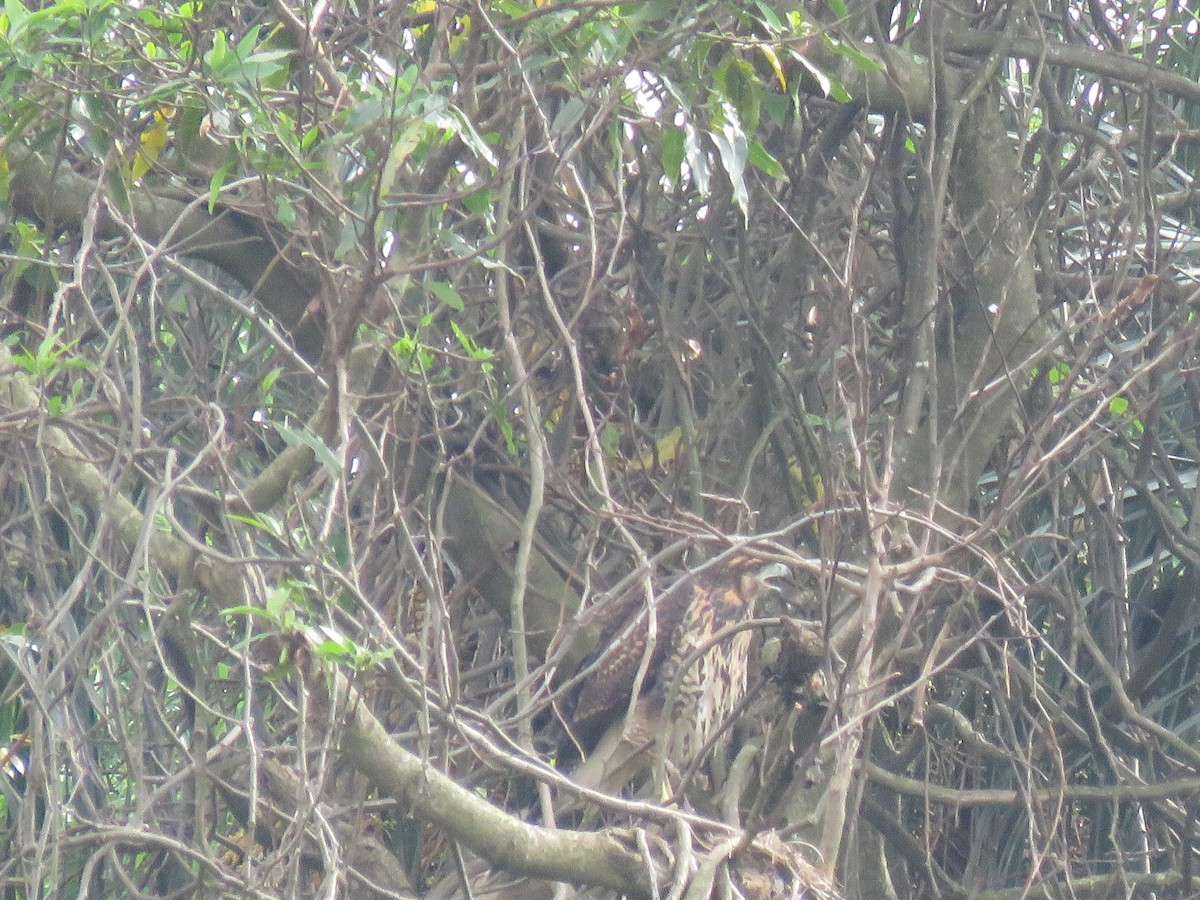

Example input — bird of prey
[567,552,788,795]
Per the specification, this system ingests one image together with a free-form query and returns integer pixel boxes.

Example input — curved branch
[323,660,654,897]
[945,30,1200,106]
[4,145,326,359]
[867,761,1200,806]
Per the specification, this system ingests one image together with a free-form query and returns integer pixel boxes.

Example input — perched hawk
[567,553,787,794]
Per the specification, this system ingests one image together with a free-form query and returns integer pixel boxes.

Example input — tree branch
[945,30,1200,106]
[321,658,655,897]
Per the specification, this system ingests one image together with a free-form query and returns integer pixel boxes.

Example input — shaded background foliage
[3,0,1200,897]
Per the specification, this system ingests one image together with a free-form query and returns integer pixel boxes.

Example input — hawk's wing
[567,553,778,754]
[567,576,693,753]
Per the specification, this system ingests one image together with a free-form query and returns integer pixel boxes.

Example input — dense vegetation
[3,0,1200,896]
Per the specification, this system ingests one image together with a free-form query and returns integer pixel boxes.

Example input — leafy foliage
[2,0,1200,898]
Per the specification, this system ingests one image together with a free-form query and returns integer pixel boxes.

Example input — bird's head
[748,560,790,605]
[725,556,791,610]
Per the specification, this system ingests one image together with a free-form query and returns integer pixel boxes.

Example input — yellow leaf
[788,458,823,508]
[755,44,787,90]
[628,426,682,472]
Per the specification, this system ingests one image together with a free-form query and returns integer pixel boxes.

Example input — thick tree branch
[0,337,619,893]
[4,145,326,360]
[0,341,240,603]
[868,761,1200,806]
[322,660,654,897]
[804,25,1200,117]
[945,30,1200,106]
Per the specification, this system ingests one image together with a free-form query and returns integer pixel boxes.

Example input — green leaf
[221,604,272,618]
[551,97,587,137]
[227,512,283,536]
[444,231,522,277]
[427,105,498,168]
[7,220,42,280]
[600,424,622,456]
[753,44,787,90]
[427,280,464,311]
[828,79,853,104]
[709,103,750,224]
[105,166,132,214]
[380,119,426,195]
[275,197,297,228]
[208,153,233,213]
[714,53,761,134]
[662,126,685,184]
[790,47,853,102]
[463,189,492,216]
[265,584,289,623]
[618,0,673,31]
[35,330,57,363]
[494,0,531,16]
[271,421,344,478]
[4,0,29,38]
[261,366,282,397]
[207,30,228,73]
[314,638,353,660]
[498,413,518,456]
[683,122,710,195]
[750,0,786,31]
[393,333,434,374]
[747,139,784,178]
[11,352,36,375]
[762,92,791,128]
[823,35,882,74]
[235,25,262,58]
[173,103,207,162]
[242,48,292,66]
[450,320,493,365]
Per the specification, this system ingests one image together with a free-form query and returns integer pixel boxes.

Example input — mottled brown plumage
[568,553,785,793]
